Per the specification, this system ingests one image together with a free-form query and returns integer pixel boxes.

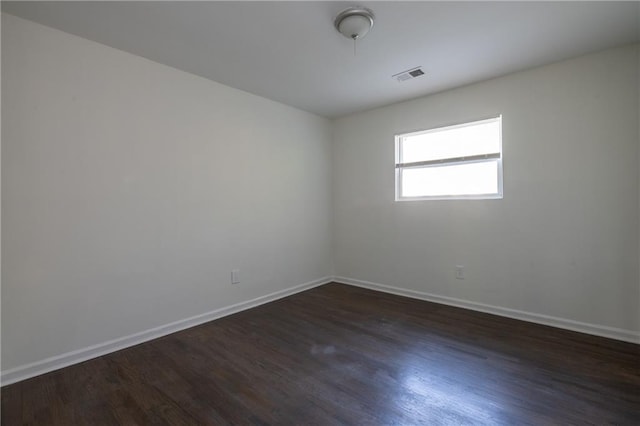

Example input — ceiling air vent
[393,67,425,82]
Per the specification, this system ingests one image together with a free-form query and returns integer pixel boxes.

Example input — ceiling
[3,1,639,118]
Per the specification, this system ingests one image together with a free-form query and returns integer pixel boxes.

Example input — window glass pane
[401,119,500,163]
[401,161,499,197]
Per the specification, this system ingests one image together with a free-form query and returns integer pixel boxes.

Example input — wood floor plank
[1,381,22,425]
[2,283,639,425]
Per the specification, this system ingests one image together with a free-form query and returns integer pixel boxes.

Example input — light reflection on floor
[380,348,514,425]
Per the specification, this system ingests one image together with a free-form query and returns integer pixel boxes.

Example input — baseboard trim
[1,276,332,386]
[335,276,640,344]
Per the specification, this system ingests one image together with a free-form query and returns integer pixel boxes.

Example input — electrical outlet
[231,269,240,284]
[455,265,465,280]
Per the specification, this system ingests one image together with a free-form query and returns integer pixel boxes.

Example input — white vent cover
[393,67,425,82]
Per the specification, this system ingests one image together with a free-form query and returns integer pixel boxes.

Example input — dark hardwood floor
[2,282,639,425]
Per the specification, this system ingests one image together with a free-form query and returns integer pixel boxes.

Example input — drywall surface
[333,44,640,334]
[2,13,333,372]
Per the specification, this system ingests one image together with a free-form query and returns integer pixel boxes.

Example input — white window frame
[395,116,503,201]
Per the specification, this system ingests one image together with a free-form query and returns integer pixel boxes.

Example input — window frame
[394,116,503,201]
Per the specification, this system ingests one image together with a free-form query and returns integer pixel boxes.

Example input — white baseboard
[1,276,332,386]
[335,276,640,344]
[4,275,637,386]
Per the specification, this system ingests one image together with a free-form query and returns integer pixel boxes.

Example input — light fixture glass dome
[334,7,375,40]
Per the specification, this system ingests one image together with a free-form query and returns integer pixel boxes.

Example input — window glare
[402,120,500,163]
[401,161,499,197]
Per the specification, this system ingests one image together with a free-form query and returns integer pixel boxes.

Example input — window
[395,116,503,201]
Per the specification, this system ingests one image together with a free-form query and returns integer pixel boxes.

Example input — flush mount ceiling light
[334,7,375,40]
[334,6,375,54]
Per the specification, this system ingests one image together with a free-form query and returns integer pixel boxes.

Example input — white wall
[1,14,333,374]
[333,44,640,337]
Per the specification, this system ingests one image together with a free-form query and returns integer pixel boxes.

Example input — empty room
[1,1,639,424]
